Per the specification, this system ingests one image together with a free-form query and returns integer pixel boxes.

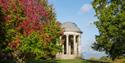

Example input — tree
[0,0,62,62]
[92,0,125,60]
[0,0,25,62]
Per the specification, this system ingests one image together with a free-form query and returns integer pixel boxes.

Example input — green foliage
[0,0,62,63]
[19,31,61,60]
[19,32,44,60]
[92,0,125,60]
[0,1,25,61]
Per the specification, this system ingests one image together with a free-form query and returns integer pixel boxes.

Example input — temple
[56,22,82,59]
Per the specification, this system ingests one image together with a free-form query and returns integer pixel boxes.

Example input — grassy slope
[56,59,111,63]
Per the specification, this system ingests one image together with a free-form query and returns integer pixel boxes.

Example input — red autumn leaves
[18,0,48,35]
[8,37,20,49]
[0,0,48,35]
[0,0,63,49]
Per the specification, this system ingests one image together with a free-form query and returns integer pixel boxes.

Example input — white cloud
[81,4,92,13]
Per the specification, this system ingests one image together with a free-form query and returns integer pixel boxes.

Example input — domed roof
[61,22,82,33]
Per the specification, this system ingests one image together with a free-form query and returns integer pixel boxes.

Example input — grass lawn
[56,59,90,63]
[56,59,111,63]
[1,58,110,63]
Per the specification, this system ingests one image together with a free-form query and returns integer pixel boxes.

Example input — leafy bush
[0,0,63,63]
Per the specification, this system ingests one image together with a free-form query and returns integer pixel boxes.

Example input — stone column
[76,35,78,56]
[73,35,76,55]
[69,43,71,55]
[66,34,69,54]
[77,35,81,56]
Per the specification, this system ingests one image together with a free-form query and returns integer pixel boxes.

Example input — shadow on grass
[0,59,58,63]
[27,59,59,63]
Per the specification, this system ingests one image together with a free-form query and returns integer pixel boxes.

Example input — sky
[48,0,106,59]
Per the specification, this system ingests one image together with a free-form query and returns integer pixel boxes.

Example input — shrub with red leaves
[0,0,63,62]
[18,0,48,35]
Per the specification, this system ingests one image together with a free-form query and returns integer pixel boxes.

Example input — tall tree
[0,0,62,62]
[92,0,125,60]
